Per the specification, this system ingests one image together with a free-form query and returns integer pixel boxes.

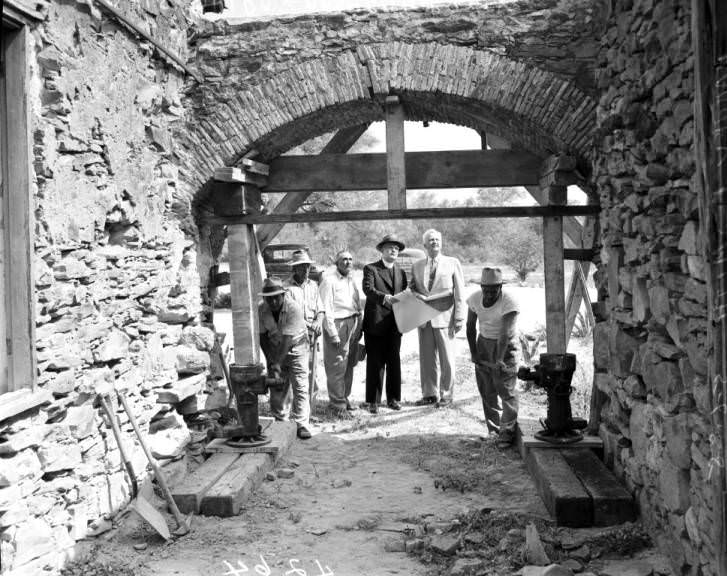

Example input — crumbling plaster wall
[0,2,220,574]
[593,0,714,574]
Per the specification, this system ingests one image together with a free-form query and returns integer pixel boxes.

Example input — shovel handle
[98,394,138,499]
[116,390,188,530]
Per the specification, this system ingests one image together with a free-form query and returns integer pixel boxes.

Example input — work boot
[414,396,437,406]
[297,426,312,440]
[496,429,515,448]
[387,400,401,411]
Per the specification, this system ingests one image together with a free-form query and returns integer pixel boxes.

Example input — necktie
[427,259,437,291]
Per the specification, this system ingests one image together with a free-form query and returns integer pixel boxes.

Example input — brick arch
[178,42,597,211]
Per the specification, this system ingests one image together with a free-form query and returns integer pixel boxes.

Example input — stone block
[0,450,43,487]
[156,373,207,404]
[662,413,691,469]
[93,330,131,363]
[648,284,670,325]
[593,322,609,371]
[640,349,683,400]
[63,405,97,440]
[609,323,640,378]
[659,459,690,513]
[180,325,216,351]
[37,441,83,474]
[174,345,210,375]
[0,425,53,455]
[449,558,488,576]
[148,426,191,459]
[11,517,55,567]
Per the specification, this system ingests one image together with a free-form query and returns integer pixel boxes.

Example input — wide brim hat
[480,267,503,285]
[259,277,287,297]
[288,249,314,266]
[376,233,405,252]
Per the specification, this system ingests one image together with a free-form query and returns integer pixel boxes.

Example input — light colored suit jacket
[410,254,466,329]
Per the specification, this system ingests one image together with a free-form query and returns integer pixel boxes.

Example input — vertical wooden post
[385,96,406,211]
[228,221,261,366]
[543,185,567,354]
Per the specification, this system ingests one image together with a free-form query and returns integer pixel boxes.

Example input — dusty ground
[65,330,671,576]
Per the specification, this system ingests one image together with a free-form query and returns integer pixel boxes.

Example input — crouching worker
[466,267,520,447]
[258,277,312,440]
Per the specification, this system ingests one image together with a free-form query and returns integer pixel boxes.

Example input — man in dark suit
[362,234,408,413]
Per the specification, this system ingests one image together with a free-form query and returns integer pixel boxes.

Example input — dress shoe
[345,400,357,411]
[496,429,515,448]
[297,426,312,440]
[369,403,379,414]
[414,396,437,406]
[387,400,401,411]
[437,397,450,407]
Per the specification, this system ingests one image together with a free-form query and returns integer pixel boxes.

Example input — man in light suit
[409,228,466,406]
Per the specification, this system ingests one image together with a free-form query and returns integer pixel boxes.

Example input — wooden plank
[241,158,270,176]
[200,453,271,517]
[2,26,36,392]
[228,224,261,366]
[257,123,369,249]
[213,204,600,226]
[172,453,241,514]
[385,95,406,210]
[155,374,207,404]
[561,449,636,526]
[200,421,296,517]
[543,185,567,354]
[0,388,52,422]
[565,262,592,346]
[563,249,595,261]
[525,448,592,527]
[263,149,543,193]
[214,167,267,187]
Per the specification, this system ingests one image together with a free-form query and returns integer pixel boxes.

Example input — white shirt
[318,269,362,339]
[467,290,519,339]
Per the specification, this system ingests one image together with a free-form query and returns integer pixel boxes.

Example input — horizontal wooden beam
[211,204,600,225]
[262,149,542,193]
[563,248,596,261]
[214,167,267,187]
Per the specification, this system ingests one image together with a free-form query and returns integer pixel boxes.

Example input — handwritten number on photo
[255,555,272,576]
[285,559,306,576]
[222,560,249,575]
[314,560,334,576]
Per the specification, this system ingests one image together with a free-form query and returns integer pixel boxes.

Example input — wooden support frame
[385,95,406,210]
[256,123,369,249]
[210,204,599,226]
[542,182,568,354]
[1,20,36,393]
[260,149,543,193]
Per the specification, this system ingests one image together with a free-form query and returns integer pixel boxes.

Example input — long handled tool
[98,394,172,540]
[116,390,191,537]
[309,332,319,406]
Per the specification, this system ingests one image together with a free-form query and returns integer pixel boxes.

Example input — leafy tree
[495,221,543,282]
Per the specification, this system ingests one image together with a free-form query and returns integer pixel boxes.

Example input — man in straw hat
[284,249,324,403]
[361,233,408,414]
[258,277,312,439]
[318,250,363,417]
[466,267,520,447]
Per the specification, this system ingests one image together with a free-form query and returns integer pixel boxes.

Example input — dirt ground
[64,332,671,576]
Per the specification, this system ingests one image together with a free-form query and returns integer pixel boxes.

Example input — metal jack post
[226,363,285,448]
[517,353,587,444]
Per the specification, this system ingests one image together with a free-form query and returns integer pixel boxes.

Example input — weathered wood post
[540,156,577,354]
[385,95,406,211]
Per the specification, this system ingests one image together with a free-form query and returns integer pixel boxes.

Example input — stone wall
[0,2,221,574]
[592,0,715,573]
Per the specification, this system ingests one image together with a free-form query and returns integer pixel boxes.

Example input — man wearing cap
[362,234,408,413]
[318,250,363,416]
[409,228,466,407]
[466,267,520,447]
[258,277,312,440]
[284,249,324,402]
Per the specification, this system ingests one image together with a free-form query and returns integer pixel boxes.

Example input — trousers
[473,335,518,433]
[269,339,310,428]
[322,315,360,410]
[417,322,455,401]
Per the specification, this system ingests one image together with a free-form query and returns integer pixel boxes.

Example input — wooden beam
[385,96,406,210]
[543,184,567,353]
[261,149,543,193]
[563,249,596,261]
[256,123,370,249]
[565,262,593,346]
[211,204,599,225]
[214,167,267,187]
[2,25,36,392]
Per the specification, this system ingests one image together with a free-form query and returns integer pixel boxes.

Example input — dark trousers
[364,330,402,404]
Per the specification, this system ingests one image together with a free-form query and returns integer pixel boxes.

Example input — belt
[335,314,359,320]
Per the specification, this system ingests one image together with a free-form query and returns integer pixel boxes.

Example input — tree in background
[495,221,543,282]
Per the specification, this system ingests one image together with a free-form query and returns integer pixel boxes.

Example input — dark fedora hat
[258,277,287,297]
[376,233,405,252]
